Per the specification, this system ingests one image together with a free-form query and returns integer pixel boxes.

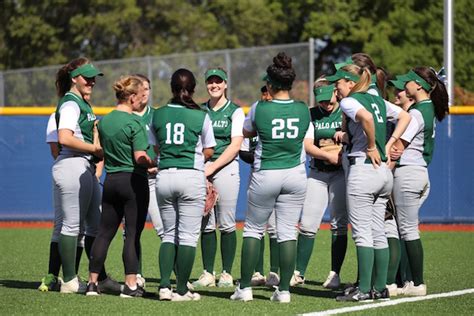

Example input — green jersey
[152,104,215,170]
[55,92,96,156]
[203,100,244,161]
[343,92,388,161]
[133,106,157,160]
[245,99,311,170]
[310,105,343,171]
[399,100,436,166]
[98,110,149,176]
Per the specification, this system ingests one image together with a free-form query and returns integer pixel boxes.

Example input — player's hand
[148,167,158,175]
[367,148,381,168]
[334,131,348,144]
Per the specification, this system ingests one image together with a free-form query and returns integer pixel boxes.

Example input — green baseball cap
[70,63,103,78]
[388,78,406,90]
[314,84,335,103]
[334,57,353,70]
[205,68,227,81]
[326,69,360,83]
[397,70,432,92]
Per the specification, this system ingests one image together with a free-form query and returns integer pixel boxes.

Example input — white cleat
[159,287,173,301]
[192,270,216,287]
[265,272,280,287]
[60,276,87,294]
[323,271,341,289]
[250,272,266,286]
[270,288,291,303]
[289,270,305,287]
[171,291,201,301]
[230,286,253,301]
[218,271,234,287]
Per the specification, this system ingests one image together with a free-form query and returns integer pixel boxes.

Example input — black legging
[89,172,149,275]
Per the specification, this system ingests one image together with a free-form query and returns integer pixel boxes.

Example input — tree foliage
[0,0,472,94]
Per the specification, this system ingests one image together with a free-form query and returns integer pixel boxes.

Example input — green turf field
[0,228,473,315]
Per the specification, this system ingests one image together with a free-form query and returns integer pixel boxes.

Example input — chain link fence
[0,42,312,108]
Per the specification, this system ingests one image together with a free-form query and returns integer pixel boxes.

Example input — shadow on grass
[0,279,39,290]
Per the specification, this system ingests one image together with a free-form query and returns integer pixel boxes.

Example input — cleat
[159,287,173,301]
[86,282,100,296]
[250,272,266,286]
[217,271,234,287]
[98,276,122,295]
[38,274,61,292]
[230,286,253,301]
[323,271,341,289]
[401,282,427,296]
[60,276,87,294]
[336,287,373,302]
[265,272,280,287]
[171,291,201,302]
[120,284,145,298]
[290,270,305,287]
[270,288,291,303]
[371,287,390,301]
[192,270,216,287]
[386,283,399,297]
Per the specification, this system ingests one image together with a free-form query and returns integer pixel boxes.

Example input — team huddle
[39,51,449,303]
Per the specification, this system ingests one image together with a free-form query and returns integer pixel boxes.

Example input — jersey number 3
[165,122,185,144]
[272,118,299,139]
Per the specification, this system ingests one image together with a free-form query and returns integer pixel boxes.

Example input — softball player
[326,65,411,302]
[53,58,105,294]
[152,68,216,302]
[391,67,449,296]
[131,74,164,288]
[193,68,244,288]
[230,52,338,303]
[86,75,155,298]
[291,77,348,290]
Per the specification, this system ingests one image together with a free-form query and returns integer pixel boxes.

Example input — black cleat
[336,287,372,302]
[120,284,145,298]
[86,282,100,296]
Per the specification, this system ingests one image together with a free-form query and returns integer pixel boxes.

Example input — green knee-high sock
[356,246,374,293]
[239,237,260,289]
[279,240,296,291]
[405,239,424,285]
[159,242,176,288]
[331,234,347,274]
[387,238,401,284]
[221,231,236,273]
[255,236,265,275]
[201,231,217,272]
[374,248,390,291]
[269,237,279,273]
[176,245,196,295]
[59,234,78,282]
[295,234,314,276]
[399,239,412,284]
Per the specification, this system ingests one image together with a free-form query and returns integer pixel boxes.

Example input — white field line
[299,288,474,316]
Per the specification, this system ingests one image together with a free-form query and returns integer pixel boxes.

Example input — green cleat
[38,274,62,292]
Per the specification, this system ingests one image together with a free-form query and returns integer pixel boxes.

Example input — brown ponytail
[55,57,89,97]
[413,67,449,121]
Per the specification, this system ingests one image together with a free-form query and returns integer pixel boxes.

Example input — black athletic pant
[89,172,149,275]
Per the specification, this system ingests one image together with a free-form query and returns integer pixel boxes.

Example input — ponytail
[55,57,89,97]
[413,67,449,122]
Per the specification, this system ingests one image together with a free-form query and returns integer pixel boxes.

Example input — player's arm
[205,108,245,177]
[202,114,216,162]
